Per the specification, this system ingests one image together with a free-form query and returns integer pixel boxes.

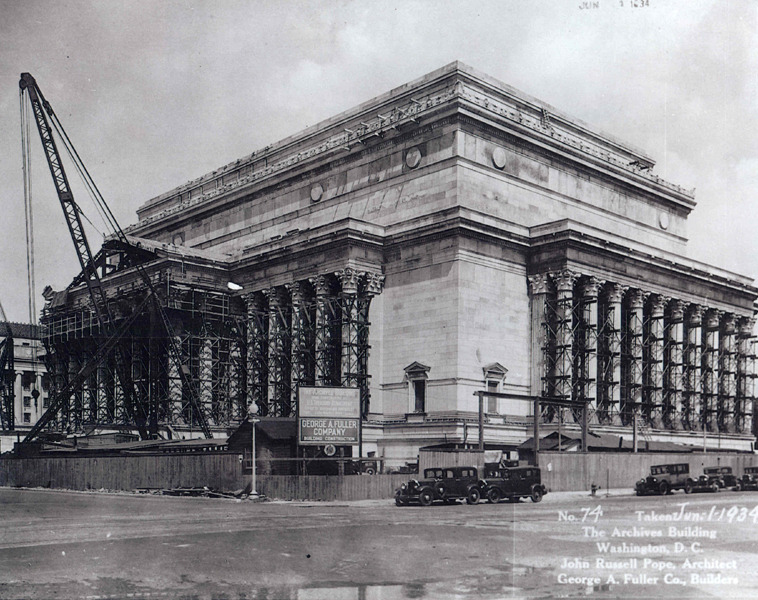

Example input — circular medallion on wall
[405,146,422,169]
[310,183,324,202]
[492,147,507,169]
[659,212,669,230]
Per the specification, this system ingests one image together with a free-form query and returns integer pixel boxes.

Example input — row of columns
[529,271,756,434]
[245,268,384,418]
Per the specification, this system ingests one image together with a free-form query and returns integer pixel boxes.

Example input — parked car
[688,473,721,493]
[481,466,547,503]
[395,466,483,507]
[387,461,419,475]
[635,463,690,495]
[703,466,738,490]
[738,466,758,491]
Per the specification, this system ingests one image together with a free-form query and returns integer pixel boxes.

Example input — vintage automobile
[687,473,721,493]
[703,466,739,490]
[738,466,758,491]
[635,463,690,495]
[395,466,483,506]
[481,466,547,503]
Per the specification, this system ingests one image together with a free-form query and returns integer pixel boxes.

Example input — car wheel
[531,487,543,503]
[711,482,720,493]
[684,480,693,494]
[487,488,502,504]
[735,481,743,492]
[395,496,406,507]
[658,481,669,495]
[419,490,434,507]
[466,488,481,505]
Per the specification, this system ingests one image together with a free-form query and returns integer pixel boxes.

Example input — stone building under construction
[40,62,757,463]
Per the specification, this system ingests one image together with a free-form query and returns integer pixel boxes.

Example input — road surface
[1,486,757,599]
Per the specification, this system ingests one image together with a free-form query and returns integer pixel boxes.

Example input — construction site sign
[298,387,360,445]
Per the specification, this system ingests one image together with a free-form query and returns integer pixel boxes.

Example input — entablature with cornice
[527,228,757,315]
[126,62,694,240]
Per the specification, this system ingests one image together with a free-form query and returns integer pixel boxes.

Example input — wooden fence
[0,454,244,492]
[0,454,409,500]
[256,474,410,501]
[540,451,757,492]
[2,452,756,499]
[419,449,485,472]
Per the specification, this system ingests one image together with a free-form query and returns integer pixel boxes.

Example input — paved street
[1,487,757,599]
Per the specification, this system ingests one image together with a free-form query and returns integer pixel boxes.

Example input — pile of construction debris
[135,482,267,501]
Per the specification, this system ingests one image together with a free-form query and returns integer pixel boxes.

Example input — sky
[0,0,756,322]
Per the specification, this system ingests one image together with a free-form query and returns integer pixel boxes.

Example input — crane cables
[19,88,37,327]
[41,96,124,242]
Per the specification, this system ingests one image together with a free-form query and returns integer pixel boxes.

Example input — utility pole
[250,417,260,498]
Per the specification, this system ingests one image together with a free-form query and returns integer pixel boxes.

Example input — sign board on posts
[298,386,360,446]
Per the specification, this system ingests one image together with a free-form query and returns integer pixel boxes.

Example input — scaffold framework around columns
[41,278,248,437]
[534,271,756,438]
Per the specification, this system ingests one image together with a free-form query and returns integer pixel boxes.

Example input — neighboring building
[40,63,757,464]
[0,322,49,452]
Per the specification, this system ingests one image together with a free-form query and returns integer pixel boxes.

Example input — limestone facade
[46,62,756,460]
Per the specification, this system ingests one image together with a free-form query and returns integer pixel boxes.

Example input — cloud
[0,0,755,321]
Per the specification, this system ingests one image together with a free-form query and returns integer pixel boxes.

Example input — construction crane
[18,73,212,443]
[0,299,14,431]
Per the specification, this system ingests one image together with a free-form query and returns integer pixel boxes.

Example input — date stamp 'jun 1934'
[579,1,650,10]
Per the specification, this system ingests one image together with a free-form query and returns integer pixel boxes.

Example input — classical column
[81,347,96,424]
[736,317,756,433]
[69,352,81,431]
[314,275,337,386]
[528,274,551,403]
[604,283,625,426]
[245,292,268,416]
[228,328,244,423]
[684,305,704,430]
[626,289,646,426]
[167,332,184,423]
[550,270,580,424]
[359,272,385,416]
[647,294,667,428]
[337,268,361,389]
[719,314,737,433]
[288,281,308,414]
[665,300,686,429]
[266,287,292,417]
[702,309,721,432]
[580,277,603,423]
[528,273,551,459]
[13,371,22,428]
[199,337,214,425]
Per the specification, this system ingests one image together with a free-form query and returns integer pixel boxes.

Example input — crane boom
[19,73,150,438]
[18,73,212,441]
[19,74,110,326]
